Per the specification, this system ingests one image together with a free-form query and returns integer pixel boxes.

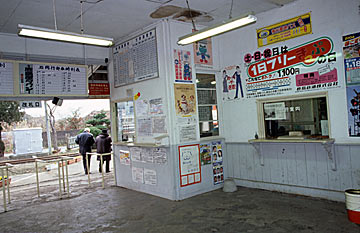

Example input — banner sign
[245,37,339,98]
[257,12,312,47]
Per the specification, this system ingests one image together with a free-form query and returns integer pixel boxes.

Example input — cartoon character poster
[193,38,213,66]
[222,65,245,100]
[174,83,196,116]
[174,49,192,83]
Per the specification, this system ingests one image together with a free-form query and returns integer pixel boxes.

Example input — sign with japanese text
[174,49,193,83]
[343,32,360,85]
[0,61,14,95]
[179,144,201,187]
[20,101,42,108]
[88,83,110,96]
[257,12,312,47]
[19,63,87,96]
[245,37,340,98]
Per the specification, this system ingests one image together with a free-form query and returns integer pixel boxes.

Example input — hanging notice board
[0,60,14,96]
[113,29,159,87]
[19,62,87,96]
[19,63,87,96]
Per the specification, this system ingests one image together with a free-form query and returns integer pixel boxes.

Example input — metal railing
[0,163,12,212]
[86,152,115,188]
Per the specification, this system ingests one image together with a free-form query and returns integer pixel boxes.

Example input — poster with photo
[200,143,212,165]
[174,83,197,116]
[174,49,192,83]
[119,150,131,165]
[222,65,245,100]
[211,141,223,163]
[343,32,360,85]
[211,141,224,185]
[178,144,201,187]
[346,85,360,137]
[193,38,213,67]
[213,162,224,185]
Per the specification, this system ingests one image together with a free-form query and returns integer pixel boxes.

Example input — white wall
[218,0,360,143]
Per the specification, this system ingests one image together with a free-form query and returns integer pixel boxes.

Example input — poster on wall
[132,167,144,183]
[0,61,14,95]
[135,99,149,117]
[174,49,193,83]
[245,37,340,98]
[257,12,312,47]
[179,125,197,143]
[149,98,164,115]
[179,144,201,187]
[211,141,224,185]
[221,65,245,100]
[200,143,212,165]
[19,63,87,96]
[113,29,158,87]
[136,117,153,136]
[346,85,360,137]
[119,150,131,165]
[343,32,360,85]
[144,168,157,185]
[264,102,287,120]
[193,38,213,67]
[174,83,197,116]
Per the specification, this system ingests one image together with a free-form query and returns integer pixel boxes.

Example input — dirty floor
[0,184,359,233]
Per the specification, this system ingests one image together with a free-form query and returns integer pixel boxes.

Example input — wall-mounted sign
[88,83,110,96]
[0,61,14,95]
[20,101,42,108]
[113,29,158,87]
[19,63,87,96]
[179,144,201,187]
[257,12,312,47]
[343,32,360,85]
[193,37,213,67]
[245,37,339,98]
[174,49,192,83]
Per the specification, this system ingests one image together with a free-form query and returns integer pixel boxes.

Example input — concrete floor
[0,185,358,233]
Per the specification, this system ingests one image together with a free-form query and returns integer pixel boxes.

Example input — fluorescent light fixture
[177,13,257,45]
[18,24,113,47]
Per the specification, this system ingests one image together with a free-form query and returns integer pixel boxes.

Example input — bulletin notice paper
[144,168,157,185]
[132,167,144,183]
[119,150,131,165]
[179,124,197,143]
[0,61,14,95]
[137,117,153,136]
[130,147,142,162]
[135,99,149,117]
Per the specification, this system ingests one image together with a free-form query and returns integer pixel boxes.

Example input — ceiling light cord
[80,1,84,34]
[185,0,196,31]
[53,0,58,30]
[229,0,234,19]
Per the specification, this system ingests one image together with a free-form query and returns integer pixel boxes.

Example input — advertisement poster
[222,65,245,100]
[132,167,144,183]
[343,32,360,85]
[19,63,87,96]
[144,168,157,185]
[346,85,360,137]
[200,143,212,165]
[174,49,192,83]
[257,12,312,47]
[178,144,201,187]
[119,150,131,165]
[174,83,197,116]
[193,38,213,67]
[211,141,224,185]
[0,61,14,95]
[245,37,340,98]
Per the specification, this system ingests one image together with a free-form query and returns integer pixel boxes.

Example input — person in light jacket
[95,129,112,173]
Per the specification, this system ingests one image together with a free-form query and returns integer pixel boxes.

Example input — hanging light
[178,13,257,45]
[18,24,113,47]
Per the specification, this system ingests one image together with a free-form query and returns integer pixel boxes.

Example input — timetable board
[113,29,159,87]
[0,61,14,95]
[19,63,87,96]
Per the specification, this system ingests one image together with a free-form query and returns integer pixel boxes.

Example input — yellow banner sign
[257,12,312,47]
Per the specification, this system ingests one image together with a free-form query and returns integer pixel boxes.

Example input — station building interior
[0,0,360,232]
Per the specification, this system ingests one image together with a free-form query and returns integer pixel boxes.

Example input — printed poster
[135,99,149,117]
[264,102,287,120]
[174,49,192,83]
[130,147,142,162]
[149,98,164,115]
[343,32,360,85]
[152,116,167,134]
[144,168,157,185]
[136,117,153,136]
[200,143,212,165]
[132,167,144,183]
[193,38,213,67]
[346,85,360,137]
[119,150,131,165]
[245,37,340,98]
[257,12,312,47]
[179,144,201,187]
[211,141,224,185]
[179,125,197,143]
[152,148,167,164]
[174,83,197,116]
[222,65,245,100]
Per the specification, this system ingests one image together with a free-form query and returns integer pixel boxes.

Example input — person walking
[75,128,95,175]
[95,129,112,173]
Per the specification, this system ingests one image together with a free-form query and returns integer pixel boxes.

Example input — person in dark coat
[95,129,112,173]
[75,128,95,175]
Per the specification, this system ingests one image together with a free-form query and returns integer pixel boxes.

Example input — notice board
[0,61,14,95]
[113,29,159,87]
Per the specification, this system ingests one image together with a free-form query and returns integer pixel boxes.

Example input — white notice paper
[132,167,144,183]
[0,61,14,95]
[179,125,197,143]
[149,98,164,115]
[130,147,142,162]
[144,168,157,185]
[137,117,153,136]
[264,102,286,120]
[135,99,149,117]
[152,116,167,134]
